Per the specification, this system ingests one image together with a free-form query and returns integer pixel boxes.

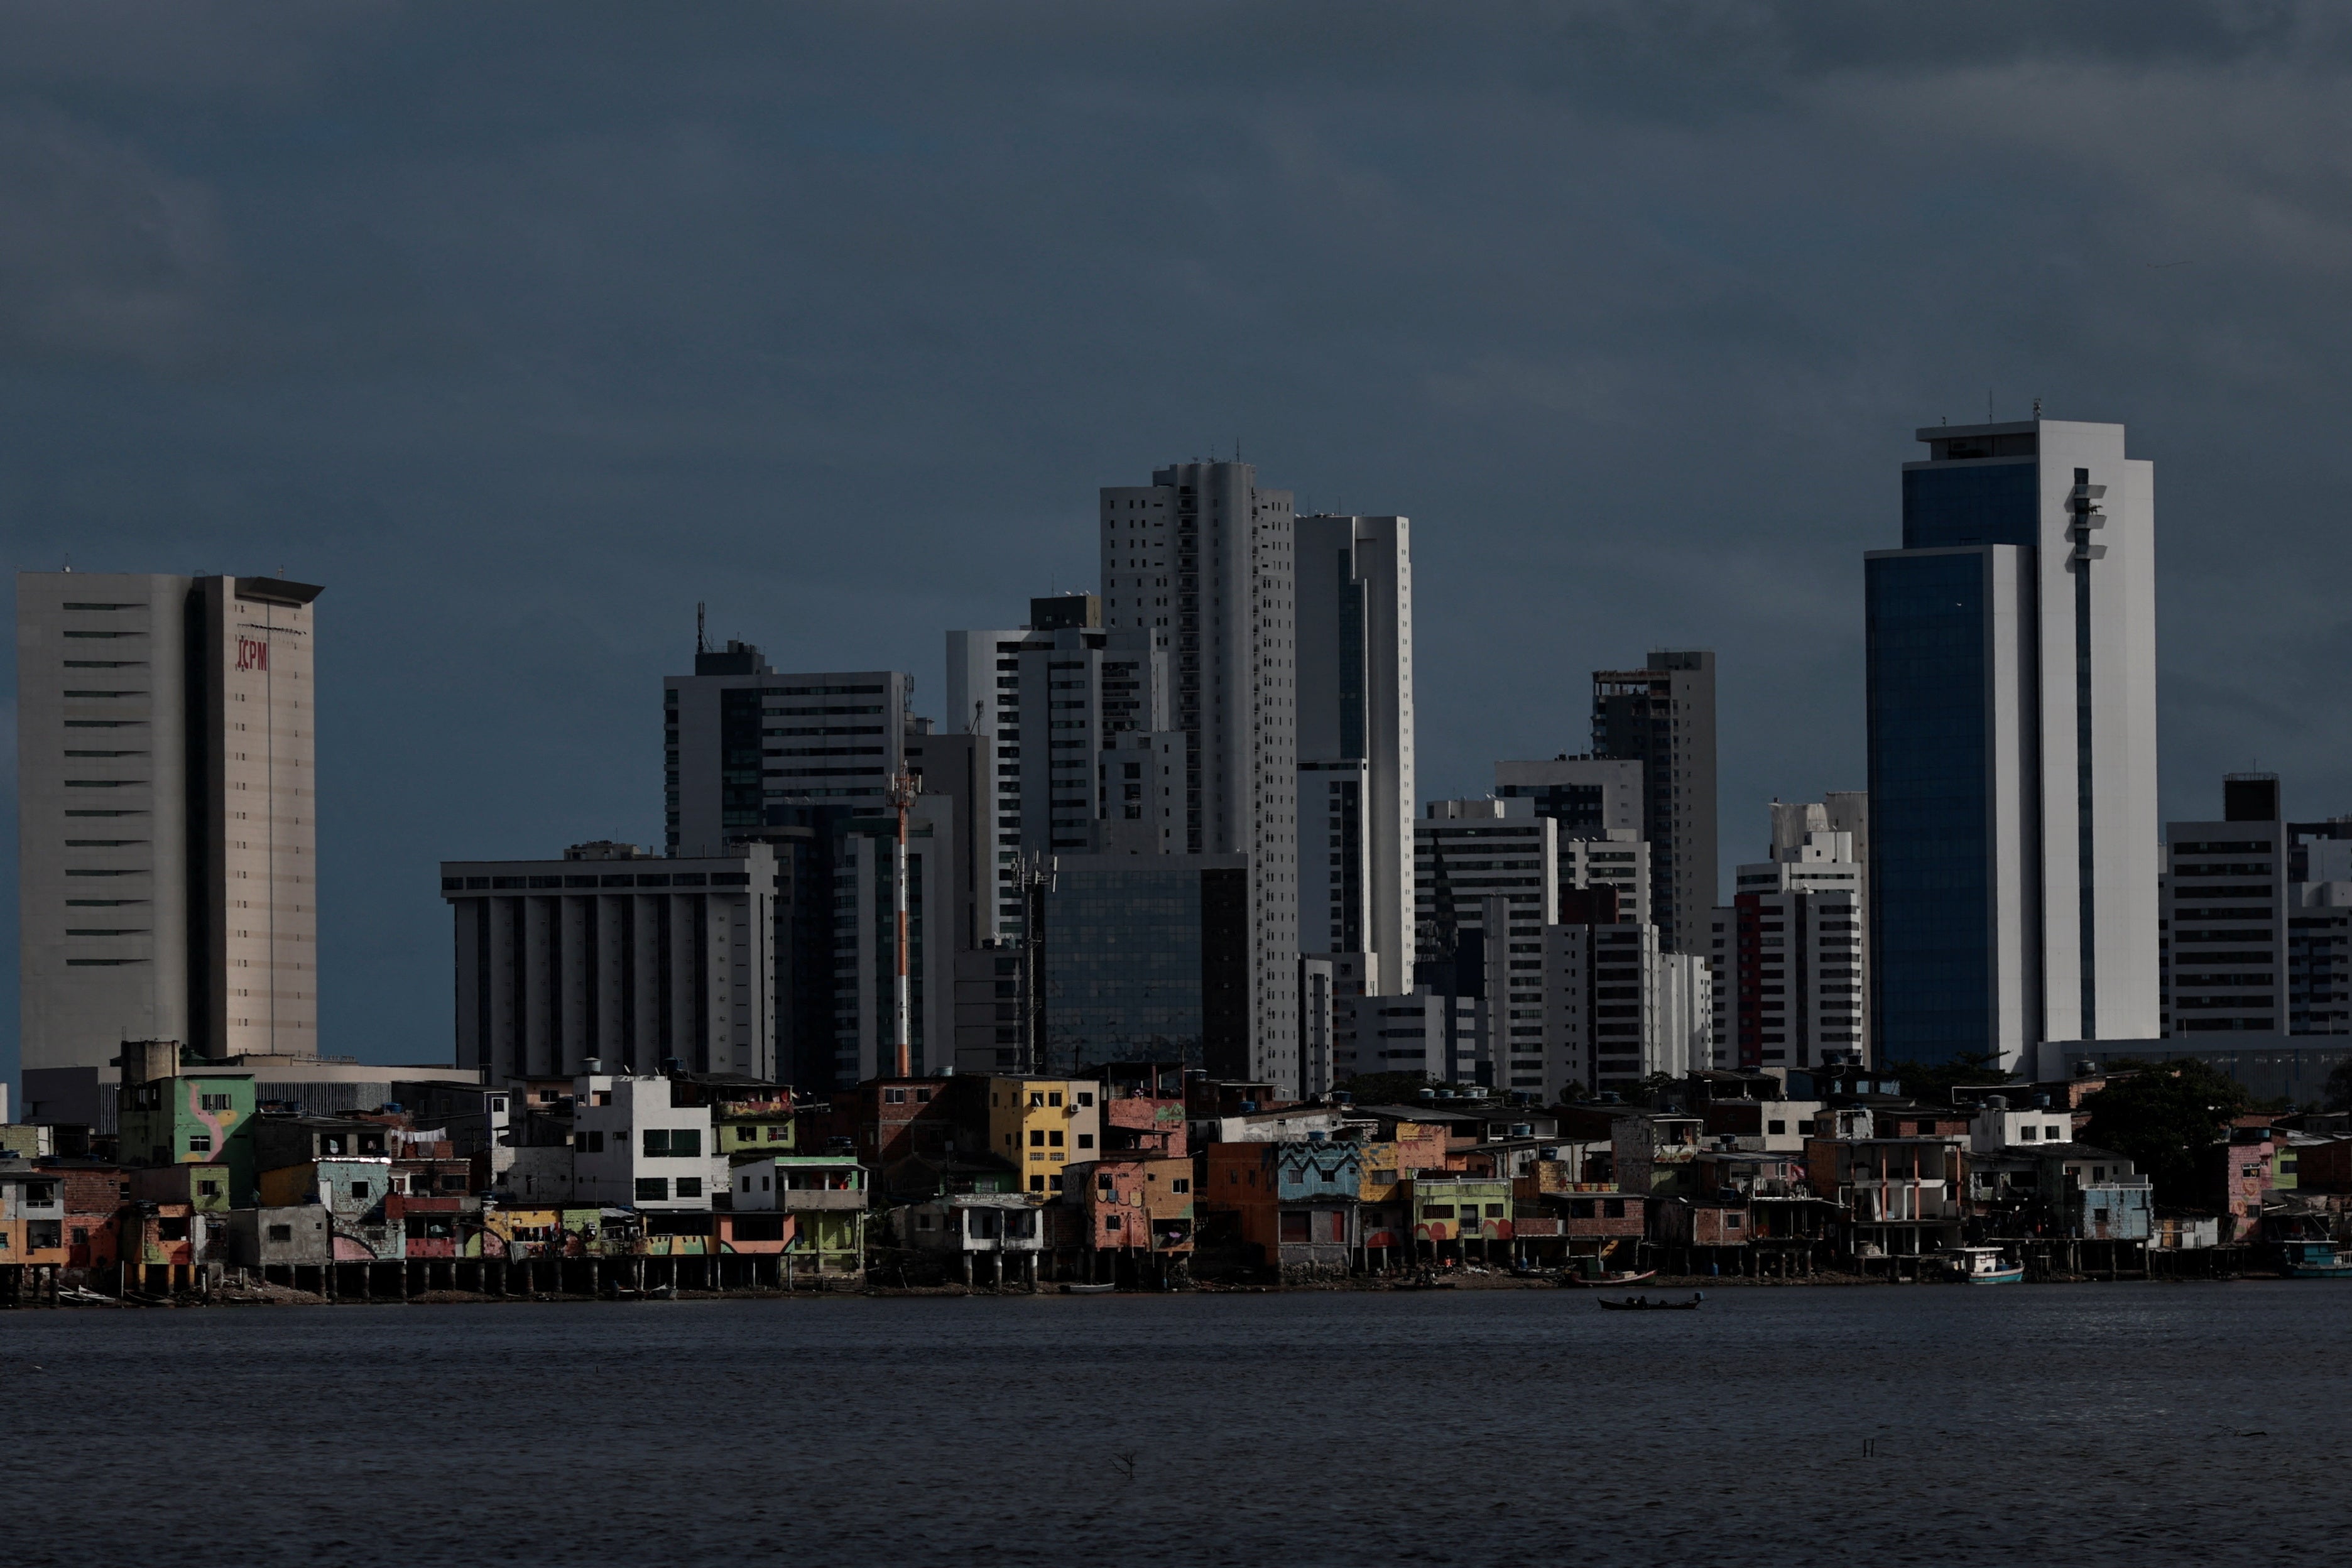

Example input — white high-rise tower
[1295,513,1415,996]
[1100,460,1299,1090]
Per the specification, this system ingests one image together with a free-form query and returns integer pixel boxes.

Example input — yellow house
[985,1078,1104,1196]
[1358,1121,1455,1202]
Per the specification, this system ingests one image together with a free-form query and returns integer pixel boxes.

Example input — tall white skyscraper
[16,572,324,1099]
[1866,417,2160,1067]
[1295,513,1415,994]
[1099,460,1300,1091]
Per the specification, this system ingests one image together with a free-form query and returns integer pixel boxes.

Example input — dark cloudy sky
[7,2,2352,1082]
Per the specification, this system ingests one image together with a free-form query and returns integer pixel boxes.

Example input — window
[636,1177,670,1202]
[157,1217,190,1241]
[1030,1130,1045,1147]
[1029,1175,1046,1192]
[1076,1091,1093,1107]
[1077,1133,1093,1150]
[187,1135,213,1154]
[1422,1204,1456,1219]
[675,1178,703,1199]
[1280,1212,1311,1243]
[1048,1131,1064,1148]
[349,1181,370,1200]
[1724,1212,1743,1229]
[1029,1092,1045,1108]
[2021,1125,2038,1140]
[1767,1120,1786,1135]
[1603,1199,1626,1219]
[199,1093,234,1112]
[885,1088,907,1104]
[1048,1092,1064,1108]
[645,1128,703,1158]
[1484,1204,1505,1218]
[199,1180,220,1197]
[1172,1179,1189,1194]
[578,1130,604,1153]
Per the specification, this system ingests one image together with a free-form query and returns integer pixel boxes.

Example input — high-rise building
[1099,461,1300,1091]
[1033,853,1251,1079]
[1414,798,1559,945]
[1773,794,1869,884]
[1591,651,1717,952]
[1415,799,1557,1087]
[1295,514,1415,994]
[829,798,960,1084]
[439,841,783,1081]
[1717,803,1870,1070]
[1539,919,1711,1099]
[1714,887,1868,1073]
[2289,814,2352,1035]
[663,642,915,856]
[1865,418,2159,1067]
[1495,757,1650,926]
[945,599,1172,940]
[17,571,324,1104]
[2162,773,2286,1037]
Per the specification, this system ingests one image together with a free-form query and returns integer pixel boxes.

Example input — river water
[4,1282,2344,1565]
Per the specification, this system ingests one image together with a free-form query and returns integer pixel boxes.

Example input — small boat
[1598,1293,1703,1311]
[2279,1240,2352,1278]
[1560,1268,1657,1290]
[1947,1246,2024,1285]
[1061,1282,1117,1294]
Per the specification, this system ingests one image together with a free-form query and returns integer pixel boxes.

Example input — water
[4,1282,2346,1565]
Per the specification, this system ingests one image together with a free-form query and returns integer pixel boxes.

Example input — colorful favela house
[1405,1172,1515,1263]
[118,1060,257,1205]
[731,1155,868,1283]
[1060,1153,1194,1285]
[1201,1140,1359,1280]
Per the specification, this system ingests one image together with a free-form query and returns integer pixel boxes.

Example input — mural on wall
[181,1079,247,1162]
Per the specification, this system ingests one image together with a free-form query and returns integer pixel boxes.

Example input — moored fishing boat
[2278,1239,2352,1278]
[1945,1246,2024,1285]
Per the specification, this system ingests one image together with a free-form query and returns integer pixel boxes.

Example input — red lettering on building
[236,637,269,673]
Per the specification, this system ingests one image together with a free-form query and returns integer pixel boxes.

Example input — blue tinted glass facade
[1866,551,1991,1062]
[1903,462,2039,548]
[1042,867,1205,1073]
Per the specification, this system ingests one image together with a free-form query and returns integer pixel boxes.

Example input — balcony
[782,1190,866,1211]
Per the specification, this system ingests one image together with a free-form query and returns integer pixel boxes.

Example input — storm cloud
[7,1,2352,1074]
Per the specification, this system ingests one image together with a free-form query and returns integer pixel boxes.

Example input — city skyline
[9,7,2352,1081]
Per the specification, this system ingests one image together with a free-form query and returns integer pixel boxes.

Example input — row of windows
[444,872,753,890]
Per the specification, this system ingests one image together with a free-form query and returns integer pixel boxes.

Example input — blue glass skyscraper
[1865,419,2159,1068]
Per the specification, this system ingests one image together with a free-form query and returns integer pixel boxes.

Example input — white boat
[1946,1246,2024,1285]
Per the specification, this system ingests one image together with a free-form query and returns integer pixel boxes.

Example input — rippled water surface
[5,1282,2347,1566]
